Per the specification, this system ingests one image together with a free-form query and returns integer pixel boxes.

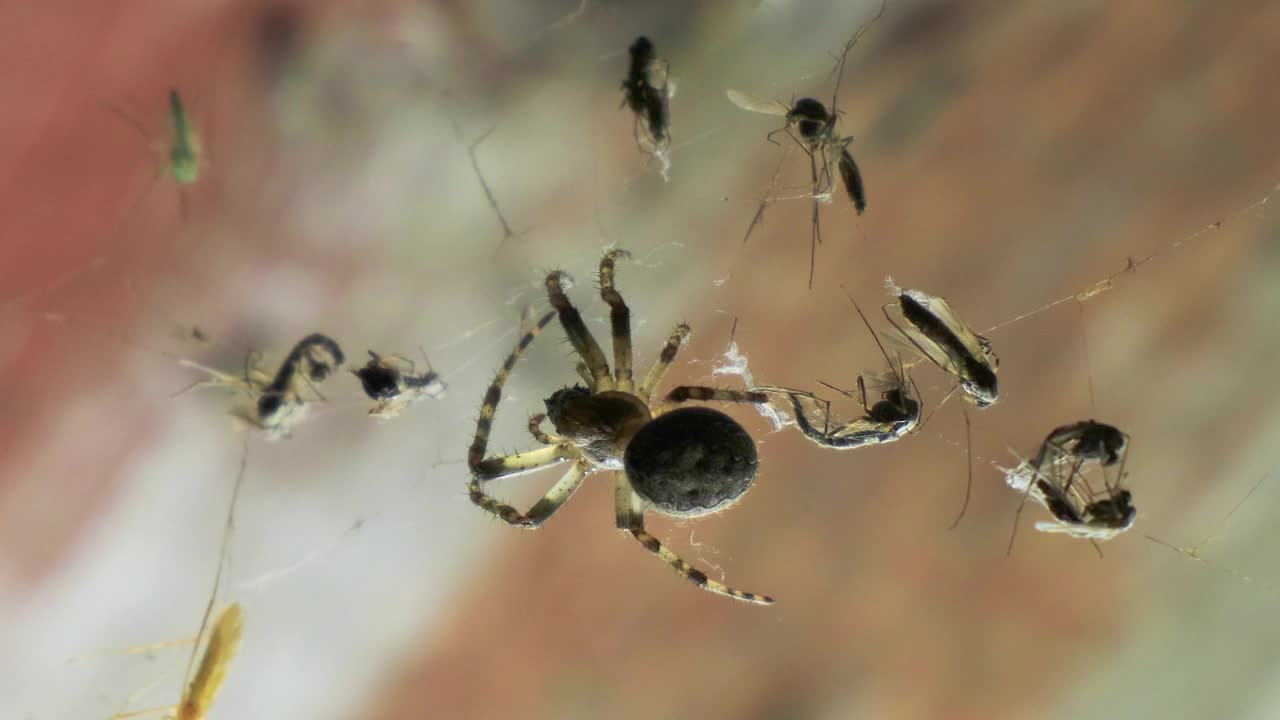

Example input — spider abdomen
[624,407,758,518]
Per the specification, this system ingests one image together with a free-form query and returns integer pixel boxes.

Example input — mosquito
[353,349,446,420]
[1004,420,1135,555]
[882,280,998,408]
[758,294,920,449]
[727,0,885,288]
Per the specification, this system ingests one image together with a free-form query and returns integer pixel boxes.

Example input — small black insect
[255,333,345,428]
[353,350,447,420]
[178,332,345,440]
[621,36,672,173]
[1033,420,1128,468]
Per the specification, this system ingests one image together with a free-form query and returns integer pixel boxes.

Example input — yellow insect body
[178,603,242,720]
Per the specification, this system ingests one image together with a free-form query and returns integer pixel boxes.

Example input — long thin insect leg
[184,432,248,687]
[808,148,821,289]
[743,151,787,244]
[949,408,973,529]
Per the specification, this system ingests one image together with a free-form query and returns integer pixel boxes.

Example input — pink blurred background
[2,1,1279,719]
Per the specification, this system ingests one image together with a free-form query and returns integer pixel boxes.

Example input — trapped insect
[353,349,446,420]
[105,89,205,222]
[1004,420,1136,553]
[468,249,777,605]
[882,280,998,408]
[758,296,920,450]
[728,1,884,287]
[110,603,243,720]
[179,333,345,439]
[621,36,673,178]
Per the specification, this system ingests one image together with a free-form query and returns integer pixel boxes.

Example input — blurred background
[2,0,1279,718]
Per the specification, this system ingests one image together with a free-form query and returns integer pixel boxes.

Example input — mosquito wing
[903,289,994,367]
[881,302,965,379]
[1034,519,1130,540]
[726,89,790,117]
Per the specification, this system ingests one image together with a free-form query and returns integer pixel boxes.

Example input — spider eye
[624,407,758,519]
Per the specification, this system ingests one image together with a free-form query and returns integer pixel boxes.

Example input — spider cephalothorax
[468,249,776,604]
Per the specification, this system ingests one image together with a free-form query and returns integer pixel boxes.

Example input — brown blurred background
[2,1,1279,719]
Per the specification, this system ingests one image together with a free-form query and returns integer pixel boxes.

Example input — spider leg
[616,478,773,605]
[469,445,576,527]
[658,386,768,415]
[522,460,591,527]
[639,323,691,404]
[545,270,613,391]
[598,249,635,392]
[472,444,574,482]
[574,361,593,386]
[527,413,564,445]
[467,310,556,475]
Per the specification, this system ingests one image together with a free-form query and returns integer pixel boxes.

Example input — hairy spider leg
[546,270,613,391]
[467,311,583,526]
[598,250,635,392]
[520,459,592,527]
[527,413,564,445]
[657,386,770,416]
[638,323,691,403]
[614,474,774,605]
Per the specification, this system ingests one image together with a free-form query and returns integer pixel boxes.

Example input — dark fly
[255,333,346,429]
[621,36,672,173]
[353,349,447,420]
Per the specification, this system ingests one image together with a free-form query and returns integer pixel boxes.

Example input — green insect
[106,87,206,221]
[165,89,203,186]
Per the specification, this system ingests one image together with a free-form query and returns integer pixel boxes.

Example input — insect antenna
[183,430,249,691]
[950,408,972,530]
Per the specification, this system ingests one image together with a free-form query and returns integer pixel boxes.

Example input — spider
[468,249,776,605]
